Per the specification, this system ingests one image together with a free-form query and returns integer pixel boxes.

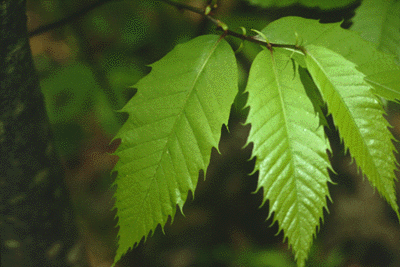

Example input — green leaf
[298,67,328,127]
[351,0,400,63]
[246,0,356,10]
[305,44,399,219]
[262,16,400,102]
[245,50,332,267]
[112,35,238,264]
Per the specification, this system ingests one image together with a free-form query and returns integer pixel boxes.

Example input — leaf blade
[245,50,332,267]
[305,44,399,218]
[262,16,400,101]
[112,35,238,264]
[351,0,400,63]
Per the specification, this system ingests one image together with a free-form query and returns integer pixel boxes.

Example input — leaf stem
[159,0,305,54]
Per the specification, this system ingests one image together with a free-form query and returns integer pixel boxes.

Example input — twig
[28,0,113,37]
[159,0,306,53]
[28,0,306,54]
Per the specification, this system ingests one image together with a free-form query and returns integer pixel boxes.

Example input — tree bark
[0,1,82,266]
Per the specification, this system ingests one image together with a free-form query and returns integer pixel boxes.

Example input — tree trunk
[0,1,83,266]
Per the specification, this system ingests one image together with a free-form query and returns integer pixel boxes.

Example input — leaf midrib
[270,51,306,240]
[307,50,379,178]
[365,77,400,100]
[136,37,224,222]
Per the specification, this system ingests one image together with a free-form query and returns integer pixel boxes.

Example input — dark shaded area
[235,0,361,27]
[0,1,82,266]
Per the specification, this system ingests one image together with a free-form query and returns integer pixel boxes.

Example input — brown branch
[159,0,306,54]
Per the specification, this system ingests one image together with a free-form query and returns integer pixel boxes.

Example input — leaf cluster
[111,1,400,266]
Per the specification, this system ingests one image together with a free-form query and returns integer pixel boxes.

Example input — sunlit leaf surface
[263,17,400,101]
[305,44,399,220]
[351,0,400,63]
[245,50,332,267]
